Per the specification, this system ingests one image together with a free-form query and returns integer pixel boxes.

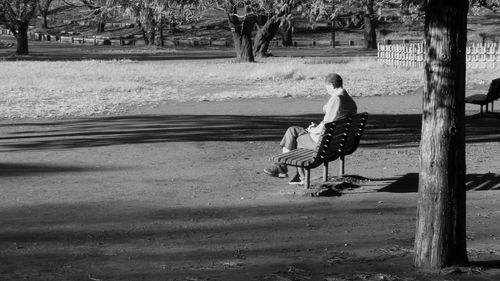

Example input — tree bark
[414,0,468,270]
[254,15,280,58]
[363,0,377,49]
[280,21,293,47]
[331,21,336,48]
[228,13,256,62]
[41,11,49,29]
[14,22,29,55]
[158,25,164,46]
[97,21,105,33]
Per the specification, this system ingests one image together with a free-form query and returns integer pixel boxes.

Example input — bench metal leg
[492,101,495,112]
[339,156,345,176]
[323,162,329,181]
[305,169,311,189]
[480,105,484,116]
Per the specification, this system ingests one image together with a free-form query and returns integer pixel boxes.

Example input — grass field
[0,57,497,119]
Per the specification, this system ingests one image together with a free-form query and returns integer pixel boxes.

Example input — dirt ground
[0,90,500,281]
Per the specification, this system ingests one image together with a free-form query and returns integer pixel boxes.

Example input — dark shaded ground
[0,36,377,61]
[0,112,499,152]
[0,96,499,281]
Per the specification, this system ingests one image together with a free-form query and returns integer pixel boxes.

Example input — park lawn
[0,57,498,119]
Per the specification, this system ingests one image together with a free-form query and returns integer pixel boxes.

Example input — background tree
[212,0,300,61]
[302,0,349,48]
[304,0,384,50]
[121,0,203,46]
[213,0,256,61]
[77,0,113,33]
[38,0,55,28]
[252,0,299,58]
[414,0,468,269]
[0,0,39,55]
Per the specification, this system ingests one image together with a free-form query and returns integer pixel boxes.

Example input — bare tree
[38,0,54,28]
[0,0,39,55]
[414,0,469,269]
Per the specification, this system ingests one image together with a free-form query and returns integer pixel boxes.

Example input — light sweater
[308,87,357,143]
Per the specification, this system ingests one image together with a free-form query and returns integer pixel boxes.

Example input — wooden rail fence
[378,42,500,68]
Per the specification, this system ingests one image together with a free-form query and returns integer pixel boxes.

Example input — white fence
[378,42,500,69]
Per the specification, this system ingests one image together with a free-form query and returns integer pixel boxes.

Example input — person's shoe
[289,173,305,185]
[263,163,288,178]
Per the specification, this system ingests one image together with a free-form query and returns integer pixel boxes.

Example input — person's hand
[306,122,316,132]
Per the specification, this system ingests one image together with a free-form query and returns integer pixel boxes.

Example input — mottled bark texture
[363,0,377,49]
[15,22,29,55]
[228,13,256,62]
[415,0,468,270]
[254,15,280,57]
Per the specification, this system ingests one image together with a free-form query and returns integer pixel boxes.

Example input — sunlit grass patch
[0,57,495,119]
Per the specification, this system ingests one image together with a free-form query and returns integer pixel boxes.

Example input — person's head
[324,73,343,89]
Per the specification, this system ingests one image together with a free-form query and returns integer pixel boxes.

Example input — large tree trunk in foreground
[414,0,468,270]
[228,13,256,62]
[254,15,280,58]
[363,0,377,49]
[14,22,29,55]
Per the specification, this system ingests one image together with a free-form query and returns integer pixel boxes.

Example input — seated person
[264,73,357,184]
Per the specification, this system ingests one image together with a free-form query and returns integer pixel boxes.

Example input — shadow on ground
[0,200,418,280]
[0,113,499,151]
[0,199,498,280]
[0,162,119,177]
[377,173,500,193]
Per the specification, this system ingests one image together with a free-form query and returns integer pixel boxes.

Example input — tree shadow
[0,162,120,177]
[0,200,416,280]
[1,113,499,151]
[377,173,500,193]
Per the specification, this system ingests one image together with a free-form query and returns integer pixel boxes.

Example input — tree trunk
[158,25,164,46]
[15,22,29,55]
[147,27,155,47]
[97,21,105,33]
[363,0,377,49]
[331,21,336,48]
[228,14,256,62]
[142,24,156,46]
[41,11,49,29]
[254,16,280,58]
[280,22,293,47]
[414,0,468,270]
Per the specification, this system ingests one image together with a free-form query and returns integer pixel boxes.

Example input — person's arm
[308,121,324,134]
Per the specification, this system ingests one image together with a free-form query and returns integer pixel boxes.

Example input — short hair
[325,73,343,88]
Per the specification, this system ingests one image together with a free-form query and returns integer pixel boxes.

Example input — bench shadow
[377,173,500,193]
[0,113,499,151]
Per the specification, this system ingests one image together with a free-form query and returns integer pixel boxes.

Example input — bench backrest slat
[486,78,500,101]
[313,116,352,165]
[341,113,368,157]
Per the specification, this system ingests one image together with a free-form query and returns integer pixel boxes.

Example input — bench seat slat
[272,148,317,168]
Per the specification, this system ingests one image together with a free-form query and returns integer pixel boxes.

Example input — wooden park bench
[271,112,368,189]
[466,78,500,117]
